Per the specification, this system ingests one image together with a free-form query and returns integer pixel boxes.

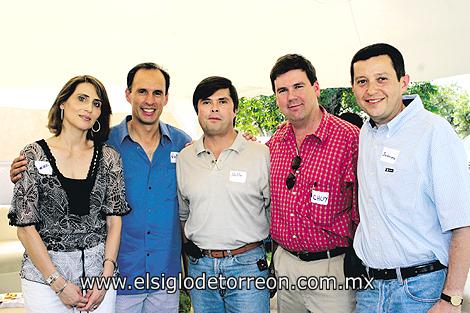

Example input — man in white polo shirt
[177,76,270,313]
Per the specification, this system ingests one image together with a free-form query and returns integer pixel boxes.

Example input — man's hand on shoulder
[242,132,257,142]
[10,155,27,184]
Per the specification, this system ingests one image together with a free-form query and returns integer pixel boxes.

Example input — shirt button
[147,231,150,235]
[292,192,297,195]
[147,253,150,256]
[148,186,152,190]
[293,235,297,239]
[290,213,294,217]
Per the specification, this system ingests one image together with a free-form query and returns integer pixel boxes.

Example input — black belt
[286,246,348,262]
[368,260,446,280]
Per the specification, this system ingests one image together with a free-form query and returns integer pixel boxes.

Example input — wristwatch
[440,292,463,306]
[45,271,60,286]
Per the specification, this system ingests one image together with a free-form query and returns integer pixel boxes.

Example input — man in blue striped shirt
[351,43,470,312]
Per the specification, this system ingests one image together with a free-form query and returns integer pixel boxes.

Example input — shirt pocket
[380,163,420,211]
[305,180,334,227]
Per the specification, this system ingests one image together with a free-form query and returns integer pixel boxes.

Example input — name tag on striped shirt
[311,190,329,205]
[380,147,400,164]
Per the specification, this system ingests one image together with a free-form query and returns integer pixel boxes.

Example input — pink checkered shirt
[267,110,360,252]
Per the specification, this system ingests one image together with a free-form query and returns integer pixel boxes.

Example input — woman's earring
[92,120,101,133]
[60,109,64,121]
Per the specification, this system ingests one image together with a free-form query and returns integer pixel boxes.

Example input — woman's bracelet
[55,281,68,295]
[103,258,117,271]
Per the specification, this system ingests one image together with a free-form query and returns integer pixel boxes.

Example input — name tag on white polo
[229,170,247,183]
[380,147,400,164]
[311,190,329,205]
[170,152,179,163]
[35,161,52,175]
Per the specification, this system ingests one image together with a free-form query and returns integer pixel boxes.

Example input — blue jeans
[188,246,269,313]
[356,268,446,313]
[115,290,179,313]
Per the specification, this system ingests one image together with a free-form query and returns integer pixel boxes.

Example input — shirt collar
[195,131,245,156]
[366,94,424,136]
[115,115,173,145]
[159,121,173,146]
[115,115,132,144]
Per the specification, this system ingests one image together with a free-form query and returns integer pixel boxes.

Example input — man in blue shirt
[109,63,191,312]
[10,63,192,313]
[351,43,470,312]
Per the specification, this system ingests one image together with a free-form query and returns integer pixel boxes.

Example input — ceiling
[0,0,469,112]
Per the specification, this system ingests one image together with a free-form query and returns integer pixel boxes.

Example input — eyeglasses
[286,155,301,190]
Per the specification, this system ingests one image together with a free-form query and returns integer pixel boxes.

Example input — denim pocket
[188,256,200,265]
[403,269,446,303]
[233,247,265,266]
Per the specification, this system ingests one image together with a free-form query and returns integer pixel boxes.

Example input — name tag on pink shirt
[311,190,329,205]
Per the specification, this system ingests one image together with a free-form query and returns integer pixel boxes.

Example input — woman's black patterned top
[9,140,131,252]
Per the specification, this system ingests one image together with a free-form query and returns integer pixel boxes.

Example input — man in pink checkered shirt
[267,54,360,313]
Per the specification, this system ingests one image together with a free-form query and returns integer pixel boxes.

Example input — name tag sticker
[380,147,400,164]
[311,190,329,205]
[229,170,247,183]
[170,151,179,163]
[35,161,52,175]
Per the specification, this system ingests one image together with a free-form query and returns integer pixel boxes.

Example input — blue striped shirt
[354,95,470,268]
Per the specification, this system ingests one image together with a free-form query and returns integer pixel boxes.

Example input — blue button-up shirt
[354,95,470,269]
[108,116,191,294]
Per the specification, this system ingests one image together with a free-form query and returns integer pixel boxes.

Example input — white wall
[0,161,14,205]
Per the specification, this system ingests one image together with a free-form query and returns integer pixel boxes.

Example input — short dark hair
[270,54,318,92]
[48,75,112,143]
[192,76,239,114]
[127,62,170,94]
[350,43,405,82]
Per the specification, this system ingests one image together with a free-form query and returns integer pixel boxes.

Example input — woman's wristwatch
[45,271,60,286]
